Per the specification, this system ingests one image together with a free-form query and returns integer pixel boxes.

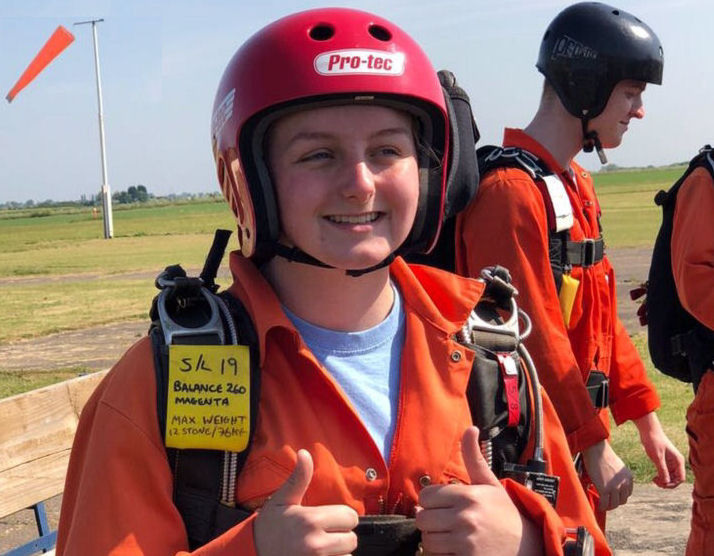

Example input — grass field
[0,166,695,481]
[0,199,236,342]
[595,165,686,247]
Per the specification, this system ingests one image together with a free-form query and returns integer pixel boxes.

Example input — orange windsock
[6,25,75,103]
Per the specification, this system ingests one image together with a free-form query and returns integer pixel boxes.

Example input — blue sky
[0,0,710,203]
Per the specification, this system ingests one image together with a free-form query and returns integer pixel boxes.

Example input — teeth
[327,212,379,224]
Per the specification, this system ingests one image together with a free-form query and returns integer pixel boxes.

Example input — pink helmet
[211,8,449,265]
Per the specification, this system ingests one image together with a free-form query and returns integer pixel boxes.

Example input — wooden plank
[0,371,108,518]
[0,451,69,517]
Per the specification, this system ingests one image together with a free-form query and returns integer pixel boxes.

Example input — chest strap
[566,237,605,268]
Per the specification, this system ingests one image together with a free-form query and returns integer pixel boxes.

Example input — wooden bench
[0,371,108,556]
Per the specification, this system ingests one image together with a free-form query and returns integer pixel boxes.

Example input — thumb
[268,449,314,507]
[462,426,499,486]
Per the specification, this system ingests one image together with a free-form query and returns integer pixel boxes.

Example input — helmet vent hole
[612,9,620,15]
[368,24,391,41]
[309,24,335,41]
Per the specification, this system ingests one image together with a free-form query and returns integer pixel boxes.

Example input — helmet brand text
[551,36,598,60]
[212,88,235,139]
[314,49,405,76]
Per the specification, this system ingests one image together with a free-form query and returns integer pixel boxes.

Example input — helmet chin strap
[272,242,396,277]
[581,118,608,164]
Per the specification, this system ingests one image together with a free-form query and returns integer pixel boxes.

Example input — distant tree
[113,190,131,204]
[136,184,149,202]
[112,184,152,204]
[25,199,35,207]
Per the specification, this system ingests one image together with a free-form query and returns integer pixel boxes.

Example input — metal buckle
[581,238,596,267]
[157,287,225,345]
[597,379,609,409]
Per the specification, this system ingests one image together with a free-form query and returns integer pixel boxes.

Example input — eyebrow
[285,126,413,149]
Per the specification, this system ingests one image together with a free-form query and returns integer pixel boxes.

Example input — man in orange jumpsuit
[455,2,685,528]
[57,7,609,555]
[670,150,714,555]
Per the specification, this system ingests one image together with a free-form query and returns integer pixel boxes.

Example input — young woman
[57,8,608,555]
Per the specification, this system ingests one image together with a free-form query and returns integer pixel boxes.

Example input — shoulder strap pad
[477,145,573,232]
[149,230,262,549]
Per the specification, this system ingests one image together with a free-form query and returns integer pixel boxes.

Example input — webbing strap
[566,237,604,267]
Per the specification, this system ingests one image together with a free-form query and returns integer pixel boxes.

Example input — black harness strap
[476,145,605,292]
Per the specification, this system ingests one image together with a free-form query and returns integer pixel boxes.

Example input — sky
[0,0,710,204]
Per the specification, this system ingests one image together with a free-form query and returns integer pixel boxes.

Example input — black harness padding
[642,146,714,390]
[150,232,262,550]
[466,318,530,477]
[404,69,480,273]
[438,69,481,222]
[408,212,458,272]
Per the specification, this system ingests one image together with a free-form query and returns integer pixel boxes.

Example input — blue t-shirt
[284,284,405,462]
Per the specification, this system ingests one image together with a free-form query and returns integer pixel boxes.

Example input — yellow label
[165,345,250,452]
[558,273,580,329]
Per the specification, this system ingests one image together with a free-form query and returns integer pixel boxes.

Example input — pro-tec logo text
[314,49,405,76]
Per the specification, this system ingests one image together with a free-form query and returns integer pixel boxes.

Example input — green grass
[0,368,92,399]
[0,199,235,257]
[609,333,694,483]
[0,201,237,342]
[593,165,686,248]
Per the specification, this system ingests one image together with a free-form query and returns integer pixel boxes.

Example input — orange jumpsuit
[671,166,714,556]
[456,129,661,519]
[57,252,610,555]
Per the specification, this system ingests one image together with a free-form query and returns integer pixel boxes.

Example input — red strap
[496,353,520,427]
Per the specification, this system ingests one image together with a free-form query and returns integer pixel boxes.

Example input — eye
[375,145,401,157]
[298,150,333,163]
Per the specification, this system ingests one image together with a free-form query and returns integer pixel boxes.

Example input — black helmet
[536,2,663,120]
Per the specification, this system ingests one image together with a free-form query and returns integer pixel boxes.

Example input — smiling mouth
[326,212,381,224]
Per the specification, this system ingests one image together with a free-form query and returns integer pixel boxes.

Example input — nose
[631,95,645,119]
[341,160,376,203]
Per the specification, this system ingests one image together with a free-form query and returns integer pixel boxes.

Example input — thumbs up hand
[415,427,543,555]
[254,449,359,556]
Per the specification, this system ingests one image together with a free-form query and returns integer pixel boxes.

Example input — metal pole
[75,19,113,239]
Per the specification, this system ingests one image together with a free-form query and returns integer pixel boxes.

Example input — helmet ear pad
[219,148,258,259]
[546,67,610,119]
